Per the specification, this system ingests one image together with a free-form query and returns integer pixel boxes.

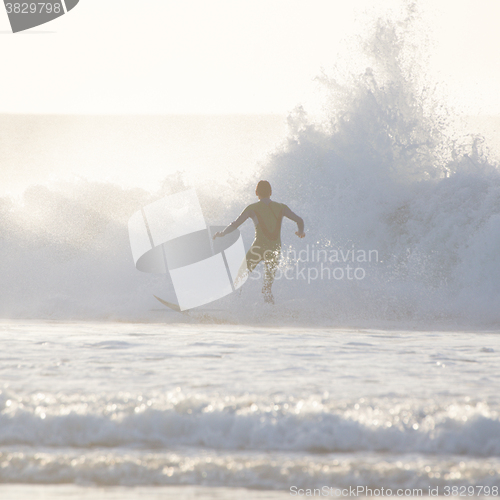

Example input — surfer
[213,180,305,304]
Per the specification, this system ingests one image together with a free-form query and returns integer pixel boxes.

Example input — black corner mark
[4,0,80,33]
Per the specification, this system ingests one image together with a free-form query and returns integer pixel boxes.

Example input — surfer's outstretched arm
[283,206,305,238]
[213,208,252,239]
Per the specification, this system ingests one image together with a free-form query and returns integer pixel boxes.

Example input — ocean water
[2,4,500,499]
[0,320,499,500]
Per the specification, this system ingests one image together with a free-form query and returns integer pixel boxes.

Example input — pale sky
[0,0,499,115]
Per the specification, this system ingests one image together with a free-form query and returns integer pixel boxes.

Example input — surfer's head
[256,180,272,199]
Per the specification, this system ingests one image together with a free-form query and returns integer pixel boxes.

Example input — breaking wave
[0,390,499,456]
[0,390,498,488]
[1,3,499,325]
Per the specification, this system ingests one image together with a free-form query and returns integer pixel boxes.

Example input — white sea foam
[0,447,498,489]
[0,317,499,491]
[0,390,498,457]
[0,390,499,489]
[1,7,499,326]
[2,4,500,497]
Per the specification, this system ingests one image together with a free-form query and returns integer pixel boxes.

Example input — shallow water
[0,484,290,500]
[0,320,498,498]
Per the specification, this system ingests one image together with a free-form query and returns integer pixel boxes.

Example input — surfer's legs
[262,264,275,304]
[262,249,280,304]
[246,243,280,304]
[246,245,263,299]
[246,244,263,272]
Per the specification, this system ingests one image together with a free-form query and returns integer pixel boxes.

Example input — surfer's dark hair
[256,180,272,198]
